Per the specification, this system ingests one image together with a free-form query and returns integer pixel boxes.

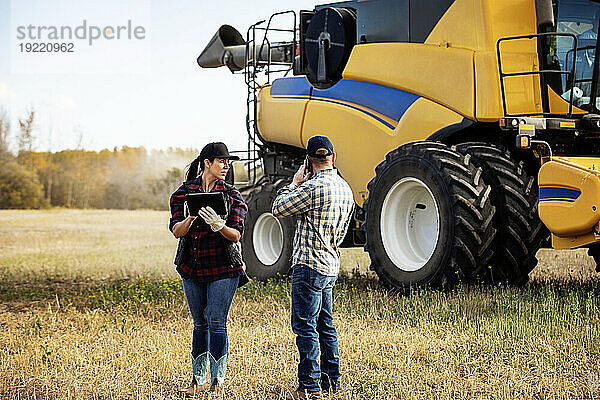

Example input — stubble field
[0,209,599,399]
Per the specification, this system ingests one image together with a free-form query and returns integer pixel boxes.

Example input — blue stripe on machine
[539,187,581,201]
[311,98,397,129]
[271,77,312,97]
[269,96,396,129]
[270,77,420,127]
[312,79,419,123]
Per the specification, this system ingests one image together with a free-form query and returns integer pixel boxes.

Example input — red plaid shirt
[169,178,248,282]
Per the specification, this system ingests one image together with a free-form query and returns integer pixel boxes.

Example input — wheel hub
[380,177,440,272]
[252,212,284,265]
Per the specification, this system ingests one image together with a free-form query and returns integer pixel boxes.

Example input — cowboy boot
[209,352,228,393]
[180,352,210,396]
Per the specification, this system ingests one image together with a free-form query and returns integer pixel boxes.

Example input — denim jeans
[182,276,239,360]
[291,264,340,392]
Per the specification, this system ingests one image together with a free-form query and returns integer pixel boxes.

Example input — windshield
[555,0,600,110]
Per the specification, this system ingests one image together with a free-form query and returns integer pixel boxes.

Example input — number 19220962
[19,43,74,52]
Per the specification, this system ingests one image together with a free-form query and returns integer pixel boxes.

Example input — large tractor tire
[364,141,496,290]
[455,142,547,285]
[242,180,295,280]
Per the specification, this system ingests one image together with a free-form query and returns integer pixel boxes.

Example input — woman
[169,142,248,396]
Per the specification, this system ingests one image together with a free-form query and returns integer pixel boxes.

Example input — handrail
[241,11,296,186]
[497,32,578,117]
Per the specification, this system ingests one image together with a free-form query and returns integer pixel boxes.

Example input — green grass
[0,210,599,399]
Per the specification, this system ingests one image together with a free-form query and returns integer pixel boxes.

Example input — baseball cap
[306,135,334,158]
[199,142,240,162]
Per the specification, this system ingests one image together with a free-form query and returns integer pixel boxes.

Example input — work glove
[198,206,226,232]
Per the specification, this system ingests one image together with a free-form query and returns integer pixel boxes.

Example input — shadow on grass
[0,279,98,307]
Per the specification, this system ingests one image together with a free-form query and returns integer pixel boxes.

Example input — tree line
[0,108,198,210]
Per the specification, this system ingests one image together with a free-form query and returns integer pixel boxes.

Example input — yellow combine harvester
[198,0,600,289]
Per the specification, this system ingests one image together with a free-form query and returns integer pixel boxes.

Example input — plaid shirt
[272,168,354,276]
[169,178,248,282]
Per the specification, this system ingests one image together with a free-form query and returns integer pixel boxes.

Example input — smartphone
[304,156,313,175]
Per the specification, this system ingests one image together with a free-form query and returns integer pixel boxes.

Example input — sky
[0,0,317,153]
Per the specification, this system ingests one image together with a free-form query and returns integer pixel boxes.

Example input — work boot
[320,376,340,397]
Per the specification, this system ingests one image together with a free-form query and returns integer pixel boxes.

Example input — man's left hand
[198,206,226,232]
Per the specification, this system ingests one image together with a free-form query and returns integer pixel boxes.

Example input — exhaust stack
[197,25,294,72]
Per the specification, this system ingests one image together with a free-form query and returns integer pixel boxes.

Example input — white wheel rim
[253,212,284,265]
[380,177,440,272]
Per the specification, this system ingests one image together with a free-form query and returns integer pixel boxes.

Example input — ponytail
[185,157,201,182]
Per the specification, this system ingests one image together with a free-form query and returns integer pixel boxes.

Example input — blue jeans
[182,276,239,360]
[291,265,340,392]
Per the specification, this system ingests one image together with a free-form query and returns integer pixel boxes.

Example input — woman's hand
[198,206,241,242]
[198,207,226,232]
[172,215,196,238]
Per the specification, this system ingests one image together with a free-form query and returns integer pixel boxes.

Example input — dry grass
[0,210,599,399]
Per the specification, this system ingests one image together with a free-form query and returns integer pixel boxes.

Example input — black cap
[306,135,334,158]
[199,142,240,162]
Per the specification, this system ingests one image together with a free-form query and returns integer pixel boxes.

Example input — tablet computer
[185,192,228,216]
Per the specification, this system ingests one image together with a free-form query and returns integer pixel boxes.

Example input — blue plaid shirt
[272,168,354,276]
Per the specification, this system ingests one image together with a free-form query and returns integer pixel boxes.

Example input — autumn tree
[0,108,11,162]
[3,144,197,209]
[0,162,47,209]
[17,109,35,169]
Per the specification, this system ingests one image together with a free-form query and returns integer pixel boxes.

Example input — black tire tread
[454,142,547,284]
[242,180,293,280]
[364,141,497,289]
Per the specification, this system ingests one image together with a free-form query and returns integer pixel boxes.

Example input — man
[272,135,354,399]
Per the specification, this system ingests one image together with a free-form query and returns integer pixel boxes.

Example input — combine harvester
[198,0,600,289]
